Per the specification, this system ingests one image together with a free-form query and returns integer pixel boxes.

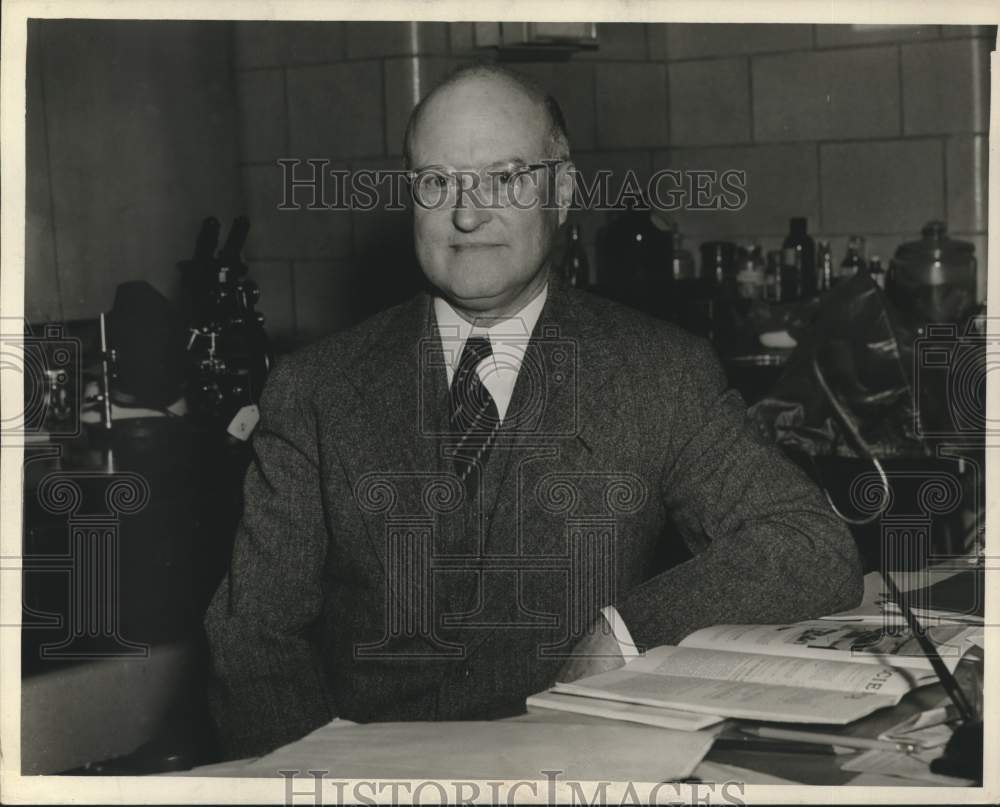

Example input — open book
[534,622,977,726]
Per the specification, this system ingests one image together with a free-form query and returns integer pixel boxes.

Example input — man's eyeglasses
[406,159,566,209]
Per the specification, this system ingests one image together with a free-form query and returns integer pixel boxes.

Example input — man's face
[408,77,570,318]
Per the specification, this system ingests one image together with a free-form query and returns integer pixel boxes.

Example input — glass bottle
[701,241,737,301]
[766,250,783,302]
[817,240,833,292]
[670,223,696,284]
[836,235,867,284]
[736,245,765,300]
[782,217,816,298]
[869,255,885,289]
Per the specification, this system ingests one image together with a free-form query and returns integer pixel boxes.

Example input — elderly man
[205,64,863,759]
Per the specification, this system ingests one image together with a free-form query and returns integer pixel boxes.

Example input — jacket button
[464,667,472,678]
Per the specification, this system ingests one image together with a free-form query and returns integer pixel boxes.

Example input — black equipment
[178,216,269,433]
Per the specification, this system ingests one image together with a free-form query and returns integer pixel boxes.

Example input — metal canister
[887,221,977,323]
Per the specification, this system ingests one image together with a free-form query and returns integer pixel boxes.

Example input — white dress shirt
[433,284,640,660]
[434,285,548,422]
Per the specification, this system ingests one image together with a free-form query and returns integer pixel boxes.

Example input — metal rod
[880,571,976,723]
[99,312,113,430]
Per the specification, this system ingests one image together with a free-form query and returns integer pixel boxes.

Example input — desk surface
[176,681,975,786]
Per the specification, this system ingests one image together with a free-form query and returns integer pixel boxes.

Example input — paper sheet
[840,748,975,786]
[215,720,718,782]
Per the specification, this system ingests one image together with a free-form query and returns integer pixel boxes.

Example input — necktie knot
[456,335,493,379]
[451,336,499,429]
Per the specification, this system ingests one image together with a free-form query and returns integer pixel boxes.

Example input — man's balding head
[404,62,576,321]
[403,64,571,169]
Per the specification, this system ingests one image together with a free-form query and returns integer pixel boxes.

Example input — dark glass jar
[887,221,978,324]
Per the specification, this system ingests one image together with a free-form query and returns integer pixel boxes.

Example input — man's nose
[451,186,493,232]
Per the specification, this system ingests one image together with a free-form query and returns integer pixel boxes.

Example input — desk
[174,675,979,787]
[22,640,201,775]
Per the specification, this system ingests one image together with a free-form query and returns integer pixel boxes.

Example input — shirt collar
[434,284,548,377]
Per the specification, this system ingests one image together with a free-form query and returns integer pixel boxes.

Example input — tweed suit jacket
[204,275,864,759]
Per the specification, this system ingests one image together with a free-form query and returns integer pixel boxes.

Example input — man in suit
[205,64,863,759]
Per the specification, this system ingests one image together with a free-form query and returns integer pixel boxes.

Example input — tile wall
[232,22,994,342]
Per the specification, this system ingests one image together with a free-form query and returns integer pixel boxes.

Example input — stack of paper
[526,690,724,731]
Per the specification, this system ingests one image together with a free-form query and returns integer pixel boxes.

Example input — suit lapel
[354,293,448,478]
[336,294,453,577]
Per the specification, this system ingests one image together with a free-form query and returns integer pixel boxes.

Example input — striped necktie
[449,335,501,500]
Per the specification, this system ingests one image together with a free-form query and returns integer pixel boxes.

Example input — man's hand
[556,616,627,683]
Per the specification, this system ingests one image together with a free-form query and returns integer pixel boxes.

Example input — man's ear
[554,161,576,228]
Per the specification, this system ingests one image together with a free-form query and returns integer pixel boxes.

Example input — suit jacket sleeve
[204,354,335,759]
[614,337,864,650]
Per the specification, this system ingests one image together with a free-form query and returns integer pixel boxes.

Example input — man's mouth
[450,242,504,250]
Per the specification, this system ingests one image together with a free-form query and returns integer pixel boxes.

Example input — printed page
[622,645,916,696]
[554,669,901,724]
[678,621,973,674]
